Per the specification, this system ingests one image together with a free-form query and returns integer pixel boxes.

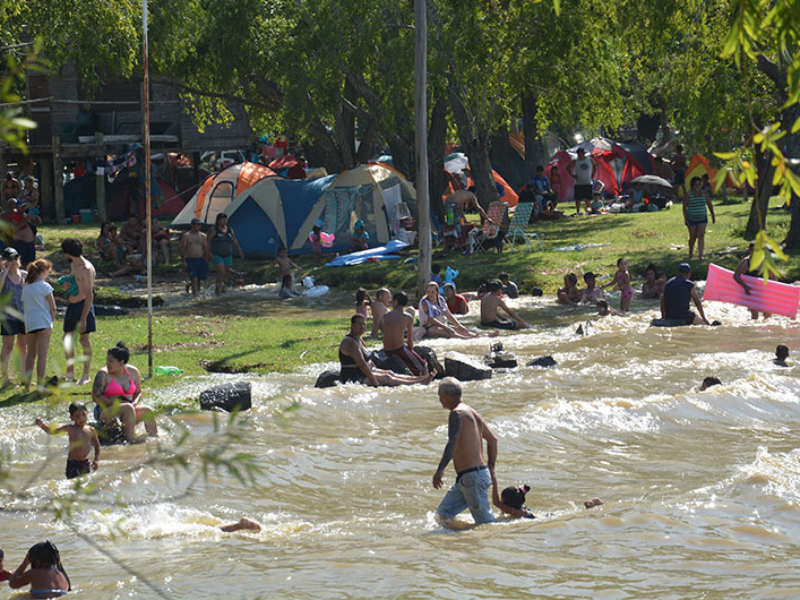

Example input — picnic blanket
[704,263,800,318]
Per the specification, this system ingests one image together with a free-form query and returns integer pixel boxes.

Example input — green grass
[3,196,795,406]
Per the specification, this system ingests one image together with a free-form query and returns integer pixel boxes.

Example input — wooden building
[1,64,253,222]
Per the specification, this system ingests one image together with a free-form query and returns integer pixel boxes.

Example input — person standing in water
[661,263,710,325]
[61,238,96,385]
[35,402,100,479]
[433,378,498,525]
[733,241,775,320]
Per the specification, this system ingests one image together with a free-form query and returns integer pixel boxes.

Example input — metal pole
[143,0,153,378]
[415,0,431,298]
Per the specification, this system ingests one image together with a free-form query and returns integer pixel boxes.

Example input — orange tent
[171,162,279,226]
[686,154,734,193]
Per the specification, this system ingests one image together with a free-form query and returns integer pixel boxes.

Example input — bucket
[79,209,93,223]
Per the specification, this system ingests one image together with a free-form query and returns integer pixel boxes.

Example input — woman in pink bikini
[603,257,633,312]
[91,341,157,443]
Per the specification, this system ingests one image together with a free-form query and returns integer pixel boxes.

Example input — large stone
[370,350,411,375]
[416,346,445,378]
[444,352,493,381]
[527,355,557,368]
[199,381,252,412]
[314,369,341,388]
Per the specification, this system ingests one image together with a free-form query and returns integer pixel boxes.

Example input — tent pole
[414,0,431,298]
[143,0,153,378]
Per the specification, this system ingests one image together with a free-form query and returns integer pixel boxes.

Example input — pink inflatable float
[309,231,335,248]
[704,263,800,318]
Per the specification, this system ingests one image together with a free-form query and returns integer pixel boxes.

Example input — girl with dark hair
[0,247,27,387]
[21,259,55,392]
[683,176,716,260]
[354,288,371,319]
[9,540,70,597]
[91,341,157,443]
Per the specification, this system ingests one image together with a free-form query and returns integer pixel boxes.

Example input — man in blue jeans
[433,377,498,524]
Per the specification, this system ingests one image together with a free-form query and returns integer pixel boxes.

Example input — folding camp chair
[472,201,508,253]
[506,203,544,252]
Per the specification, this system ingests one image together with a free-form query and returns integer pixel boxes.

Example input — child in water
[36,402,100,479]
[596,299,619,316]
[491,476,604,519]
[8,540,70,597]
[774,344,790,367]
[603,257,633,312]
[0,548,11,581]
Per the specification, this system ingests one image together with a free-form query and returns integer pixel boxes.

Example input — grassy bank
[2,194,794,405]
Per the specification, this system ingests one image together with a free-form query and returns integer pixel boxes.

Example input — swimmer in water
[490,473,604,519]
[699,376,722,391]
[774,344,789,367]
[596,299,619,316]
[8,540,70,597]
[219,518,261,532]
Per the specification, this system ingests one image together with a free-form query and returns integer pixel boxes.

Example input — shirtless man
[480,280,530,330]
[581,272,604,304]
[369,288,391,339]
[382,291,427,375]
[61,238,96,384]
[119,215,145,254]
[433,378,497,524]
[338,315,435,387]
[180,217,212,298]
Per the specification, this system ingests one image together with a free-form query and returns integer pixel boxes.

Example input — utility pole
[415,0,431,297]
[143,0,154,378]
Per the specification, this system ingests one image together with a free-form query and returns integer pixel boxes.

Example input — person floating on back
[36,402,100,479]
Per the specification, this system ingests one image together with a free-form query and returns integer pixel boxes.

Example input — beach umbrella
[631,174,677,197]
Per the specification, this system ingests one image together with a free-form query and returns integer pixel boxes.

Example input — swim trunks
[384,345,426,376]
[481,319,517,330]
[185,257,209,281]
[64,300,96,334]
[66,458,90,479]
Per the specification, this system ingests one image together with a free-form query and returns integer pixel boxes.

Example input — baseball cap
[2,247,19,260]
[678,262,692,273]
[190,217,203,225]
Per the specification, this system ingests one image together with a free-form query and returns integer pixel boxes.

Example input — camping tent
[443,152,519,207]
[224,163,417,257]
[171,162,278,227]
[686,153,734,193]
[547,138,655,203]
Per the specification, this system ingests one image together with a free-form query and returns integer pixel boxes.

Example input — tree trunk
[522,92,547,182]
[745,149,776,238]
[448,84,498,210]
[427,97,448,226]
[308,119,347,174]
[659,97,671,143]
[781,103,800,248]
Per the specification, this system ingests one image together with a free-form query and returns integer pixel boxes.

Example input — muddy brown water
[2,287,800,599]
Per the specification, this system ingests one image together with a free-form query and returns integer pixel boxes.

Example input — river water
[1,290,799,599]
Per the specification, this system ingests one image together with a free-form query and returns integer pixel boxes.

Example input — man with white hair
[433,378,498,524]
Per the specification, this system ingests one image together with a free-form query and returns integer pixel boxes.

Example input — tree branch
[152,77,282,111]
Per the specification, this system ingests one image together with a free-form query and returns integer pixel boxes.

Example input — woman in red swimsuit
[91,341,157,443]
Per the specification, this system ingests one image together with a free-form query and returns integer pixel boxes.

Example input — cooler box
[79,209,93,223]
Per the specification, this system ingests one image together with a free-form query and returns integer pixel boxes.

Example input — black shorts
[574,184,593,201]
[685,311,697,325]
[66,458,91,479]
[13,240,35,266]
[481,319,517,330]
[0,315,25,336]
[64,300,96,334]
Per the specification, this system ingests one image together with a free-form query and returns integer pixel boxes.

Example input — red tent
[547,138,655,203]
